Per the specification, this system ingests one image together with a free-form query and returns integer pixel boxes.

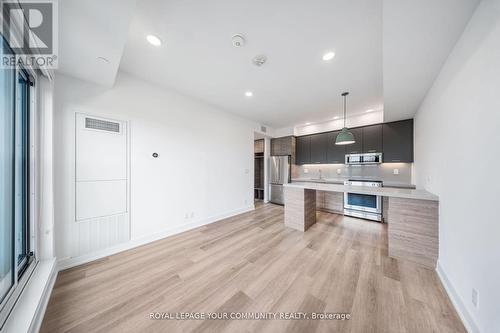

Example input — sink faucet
[318,169,323,180]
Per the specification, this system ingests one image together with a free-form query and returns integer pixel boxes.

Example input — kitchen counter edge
[284,182,438,201]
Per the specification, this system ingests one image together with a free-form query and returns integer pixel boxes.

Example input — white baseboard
[29,260,58,333]
[57,205,255,271]
[436,261,480,333]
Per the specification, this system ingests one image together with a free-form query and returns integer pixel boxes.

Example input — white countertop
[291,178,416,189]
[284,182,438,201]
[292,177,346,184]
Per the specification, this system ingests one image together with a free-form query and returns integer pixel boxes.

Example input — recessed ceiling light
[245,91,253,97]
[322,51,335,61]
[305,122,311,125]
[333,116,339,120]
[146,34,162,46]
[96,56,110,64]
[366,109,375,113]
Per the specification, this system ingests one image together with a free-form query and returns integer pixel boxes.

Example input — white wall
[414,1,500,332]
[54,72,256,263]
[294,111,384,136]
[273,110,384,138]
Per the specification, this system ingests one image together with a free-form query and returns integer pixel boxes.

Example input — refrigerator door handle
[270,157,278,184]
[278,158,281,184]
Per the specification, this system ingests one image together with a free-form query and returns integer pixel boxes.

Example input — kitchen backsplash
[292,163,413,185]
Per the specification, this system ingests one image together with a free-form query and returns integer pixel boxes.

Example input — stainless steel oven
[344,179,382,221]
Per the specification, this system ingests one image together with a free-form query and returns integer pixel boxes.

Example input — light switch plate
[393,169,399,175]
[304,169,309,174]
[337,169,342,175]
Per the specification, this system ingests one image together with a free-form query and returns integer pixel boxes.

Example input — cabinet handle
[368,150,376,152]
[392,159,401,162]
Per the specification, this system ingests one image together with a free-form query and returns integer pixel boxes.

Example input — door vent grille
[85,118,120,133]
[260,125,267,133]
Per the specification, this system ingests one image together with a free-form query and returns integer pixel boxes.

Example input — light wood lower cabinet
[284,187,316,231]
[286,186,439,269]
[316,191,325,209]
[382,197,389,222]
[387,197,438,268]
[316,190,343,213]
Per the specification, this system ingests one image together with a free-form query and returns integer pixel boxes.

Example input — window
[16,69,32,276]
[0,36,16,309]
[0,36,36,328]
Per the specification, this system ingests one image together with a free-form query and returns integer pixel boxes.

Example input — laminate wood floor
[41,203,465,333]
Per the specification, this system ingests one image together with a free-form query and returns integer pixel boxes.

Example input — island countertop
[284,182,438,201]
[291,178,417,189]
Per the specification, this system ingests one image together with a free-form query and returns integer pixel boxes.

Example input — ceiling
[383,0,479,122]
[57,0,136,87]
[119,0,383,128]
[57,0,479,128]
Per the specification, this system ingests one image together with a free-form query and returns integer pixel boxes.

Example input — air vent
[85,117,120,133]
[260,125,267,133]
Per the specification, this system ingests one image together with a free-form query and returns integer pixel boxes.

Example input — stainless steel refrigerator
[269,156,291,205]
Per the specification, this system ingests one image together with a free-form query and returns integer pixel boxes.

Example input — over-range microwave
[345,153,383,165]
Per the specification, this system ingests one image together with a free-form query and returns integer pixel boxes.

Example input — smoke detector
[253,55,267,67]
[232,34,245,47]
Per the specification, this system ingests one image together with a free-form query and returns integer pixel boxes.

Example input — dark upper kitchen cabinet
[293,119,414,165]
[344,127,363,154]
[295,136,311,165]
[271,137,285,155]
[309,133,328,164]
[327,131,345,164]
[362,124,382,153]
[383,119,414,162]
[271,136,295,156]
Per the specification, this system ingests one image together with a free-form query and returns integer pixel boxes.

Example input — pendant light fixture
[335,92,356,145]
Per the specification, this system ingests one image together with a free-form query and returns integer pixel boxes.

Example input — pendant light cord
[342,92,349,127]
[343,94,346,127]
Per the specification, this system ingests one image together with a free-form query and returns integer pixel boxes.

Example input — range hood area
[345,152,383,165]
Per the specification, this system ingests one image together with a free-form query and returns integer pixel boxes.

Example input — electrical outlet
[472,288,479,308]
[184,213,189,219]
[337,169,341,175]
[393,168,399,175]
[304,168,309,174]
[190,212,194,218]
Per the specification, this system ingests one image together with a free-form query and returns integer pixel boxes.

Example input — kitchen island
[291,177,417,189]
[283,182,439,268]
